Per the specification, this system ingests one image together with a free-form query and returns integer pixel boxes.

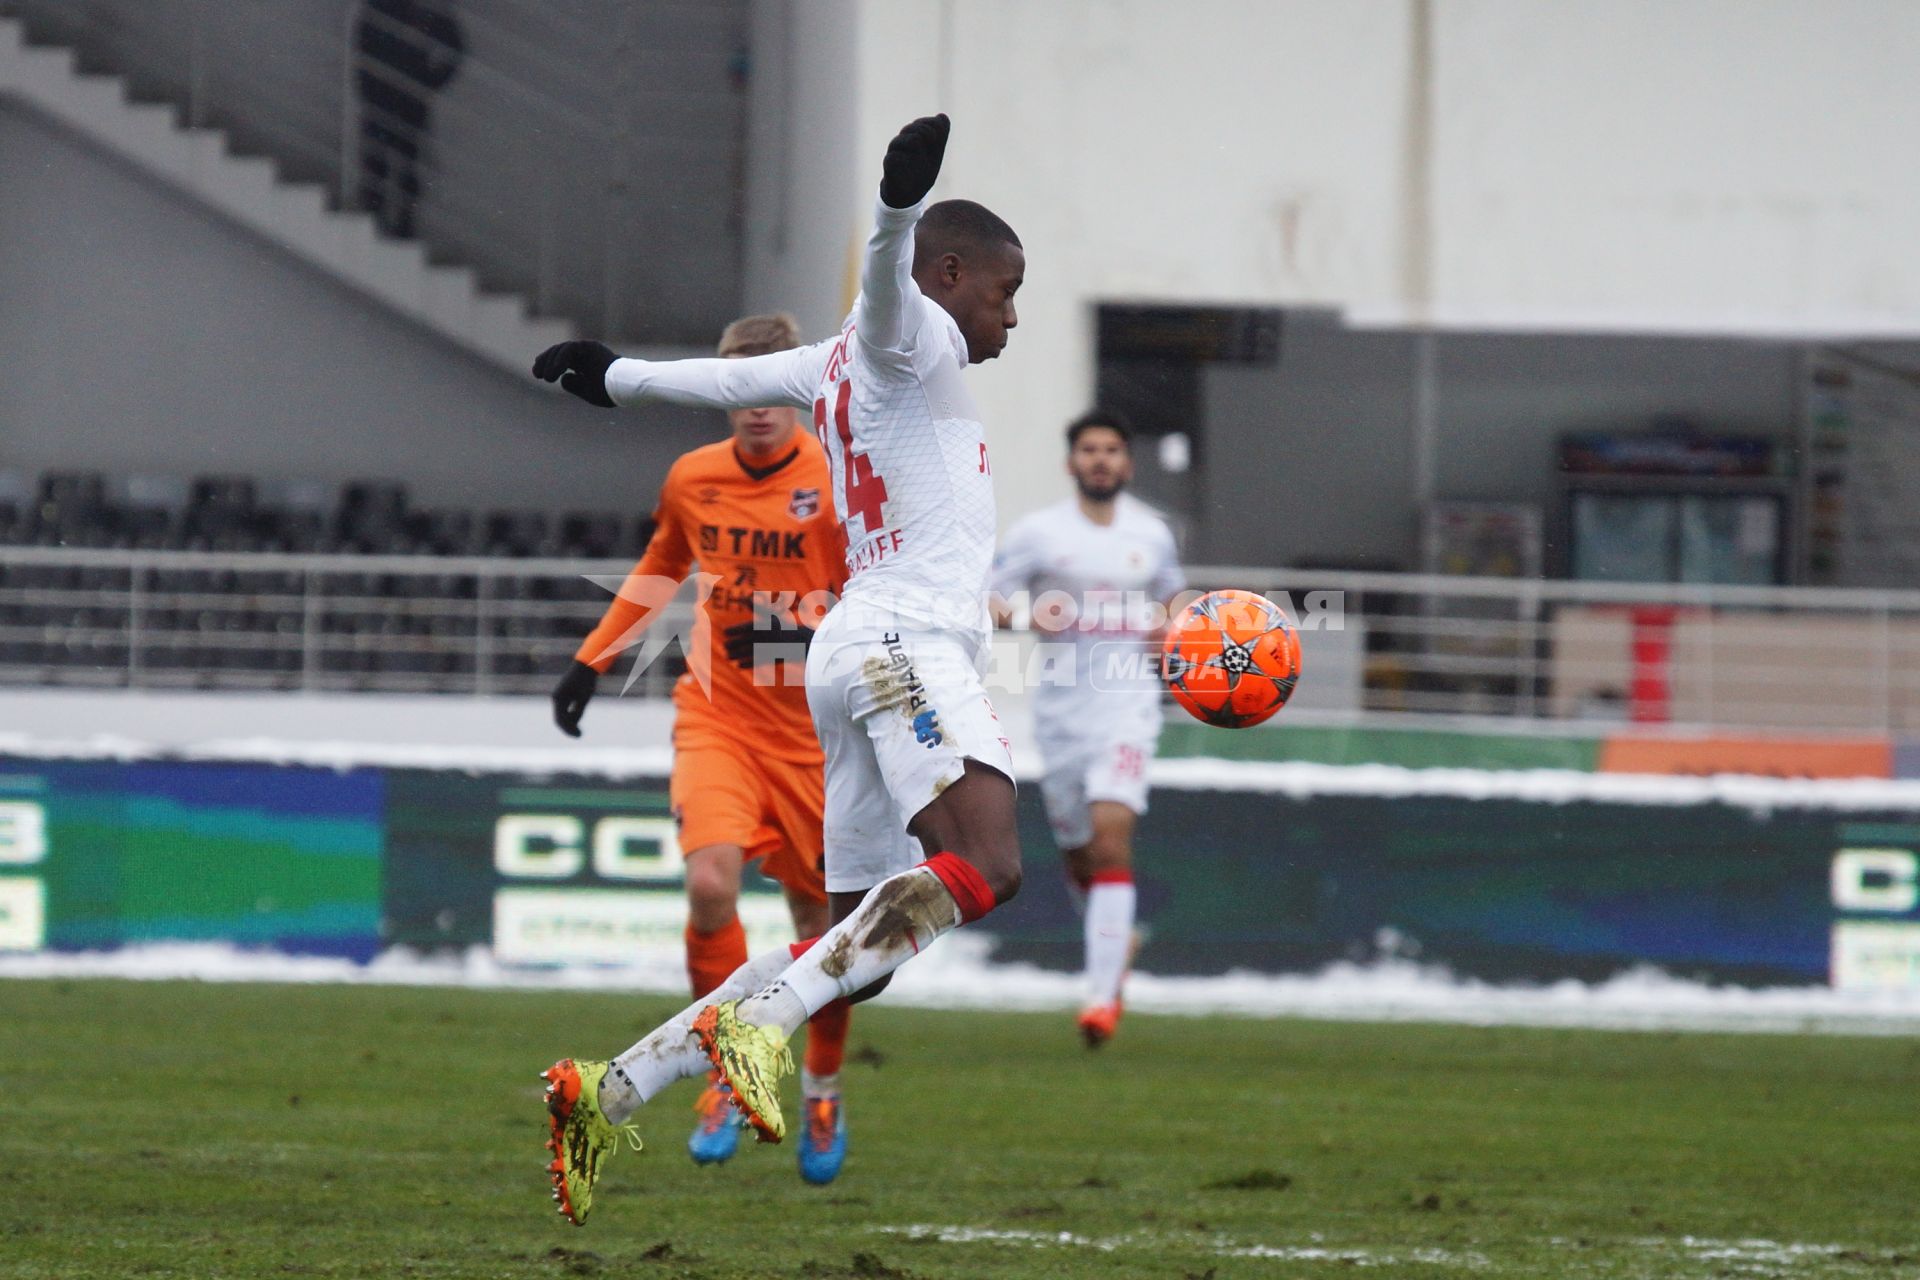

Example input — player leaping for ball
[530,113,1027,1225]
[991,411,1185,1048]
[550,313,856,1184]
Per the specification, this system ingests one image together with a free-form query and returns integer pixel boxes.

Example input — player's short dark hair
[912,199,1022,271]
[1066,409,1133,450]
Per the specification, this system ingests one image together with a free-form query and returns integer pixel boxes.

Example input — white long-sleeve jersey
[605,197,995,642]
[991,494,1185,733]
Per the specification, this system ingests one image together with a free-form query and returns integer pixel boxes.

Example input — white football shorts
[1034,693,1162,849]
[805,608,1016,894]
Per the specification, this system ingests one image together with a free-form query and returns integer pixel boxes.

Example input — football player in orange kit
[549,312,854,1184]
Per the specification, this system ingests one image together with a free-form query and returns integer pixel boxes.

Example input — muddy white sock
[737,857,992,1037]
[602,944,796,1123]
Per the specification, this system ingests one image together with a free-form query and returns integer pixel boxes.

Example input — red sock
[920,851,997,923]
[789,934,820,960]
[804,998,850,1077]
[1090,869,1133,886]
[685,916,748,999]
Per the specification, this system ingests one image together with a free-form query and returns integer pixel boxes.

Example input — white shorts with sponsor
[1033,690,1162,849]
[805,607,1015,895]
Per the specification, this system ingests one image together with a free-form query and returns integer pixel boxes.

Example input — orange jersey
[577,434,846,763]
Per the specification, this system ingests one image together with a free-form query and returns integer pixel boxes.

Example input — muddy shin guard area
[772,867,964,1026]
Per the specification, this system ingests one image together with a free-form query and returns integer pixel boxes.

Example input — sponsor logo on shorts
[881,631,944,749]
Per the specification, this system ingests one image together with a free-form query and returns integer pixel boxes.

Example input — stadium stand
[0,469,662,694]
[0,470,648,559]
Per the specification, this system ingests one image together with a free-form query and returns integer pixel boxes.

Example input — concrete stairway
[0,16,573,374]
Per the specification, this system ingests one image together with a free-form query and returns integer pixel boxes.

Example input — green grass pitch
[4,979,1918,1278]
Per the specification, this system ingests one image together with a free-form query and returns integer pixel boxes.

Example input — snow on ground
[12,728,1920,812]
[6,932,1919,1037]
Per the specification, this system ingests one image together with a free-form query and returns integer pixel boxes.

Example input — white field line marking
[871,1224,1491,1268]
[876,1226,1920,1273]
[1644,1235,1916,1272]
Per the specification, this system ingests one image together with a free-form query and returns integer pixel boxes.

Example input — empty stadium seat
[0,469,647,690]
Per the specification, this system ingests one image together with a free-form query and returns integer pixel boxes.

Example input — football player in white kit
[991,412,1185,1046]
[529,114,1030,1225]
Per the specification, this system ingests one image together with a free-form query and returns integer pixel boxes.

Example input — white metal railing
[1182,564,1920,734]
[6,546,1920,734]
[0,546,689,698]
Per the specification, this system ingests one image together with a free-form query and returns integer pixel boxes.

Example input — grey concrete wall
[740,0,858,344]
[1199,319,1804,570]
[1430,334,1800,505]
[0,101,719,515]
[1200,323,1420,569]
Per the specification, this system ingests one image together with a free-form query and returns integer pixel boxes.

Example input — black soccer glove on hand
[551,659,599,737]
[879,113,950,209]
[721,601,815,671]
[532,340,618,409]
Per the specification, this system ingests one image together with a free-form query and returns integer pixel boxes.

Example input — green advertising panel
[1005,793,1920,987]
[0,758,384,959]
[381,766,1920,989]
[384,769,798,968]
[7,750,1916,991]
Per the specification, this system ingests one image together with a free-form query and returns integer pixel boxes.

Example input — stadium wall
[835,0,1920,528]
[845,0,1416,528]
[1197,324,1805,568]
[0,101,719,512]
[741,0,860,348]
[1419,0,1920,336]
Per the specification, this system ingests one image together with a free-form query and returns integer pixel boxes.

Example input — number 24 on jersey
[814,380,890,532]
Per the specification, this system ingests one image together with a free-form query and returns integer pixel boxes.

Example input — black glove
[879,113,950,210]
[721,602,815,671]
[551,659,599,737]
[532,340,618,409]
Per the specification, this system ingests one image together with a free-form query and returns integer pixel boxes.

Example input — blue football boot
[686,1075,744,1165]
[797,1093,847,1185]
